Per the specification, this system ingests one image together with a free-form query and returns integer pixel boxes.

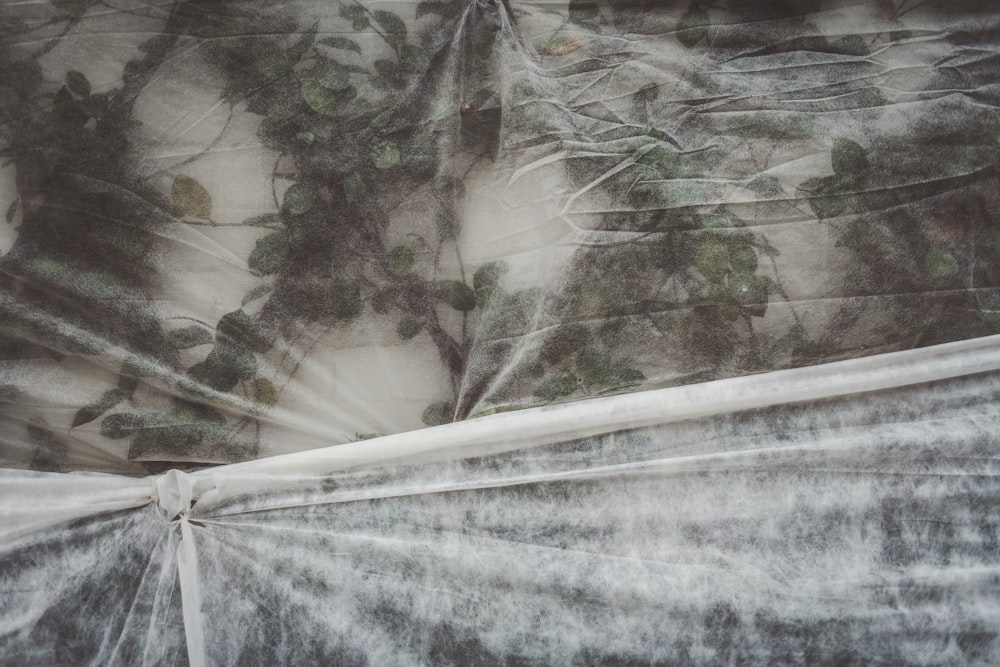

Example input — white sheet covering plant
[0,0,999,664]
[2,336,1000,665]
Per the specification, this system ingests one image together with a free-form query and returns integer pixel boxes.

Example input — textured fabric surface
[1,1,999,664]
[1,0,998,469]
[2,338,1000,665]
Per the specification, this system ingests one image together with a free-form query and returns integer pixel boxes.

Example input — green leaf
[436,280,477,311]
[728,272,770,316]
[729,244,758,273]
[373,141,401,169]
[569,0,599,21]
[100,413,144,439]
[248,232,288,276]
[318,37,362,54]
[831,138,869,183]
[309,62,351,91]
[167,325,213,349]
[576,348,615,386]
[72,389,124,427]
[129,405,228,459]
[397,316,423,340]
[611,367,646,388]
[374,59,406,89]
[282,183,320,215]
[677,5,710,48]
[235,352,258,380]
[473,261,508,290]
[65,70,90,97]
[534,375,579,402]
[400,44,432,73]
[253,378,278,406]
[421,401,454,426]
[373,10,406,42]
[546,36,582,56]
[924,248,958,281]
[718,302,740,321]
[301,78,339,116]
[799,176,846,220]
[634,144,682,179]
[25,257,66,284]
[388,245,415,277]
[541,324,591,364]
[172,175,212,219]
[191,342,258,391]
[75,269,125,301]
[263,96,296,121]
[695,241,729,283]
[255,53,293,79]
[216,310,272,352]
[289,22,318,59]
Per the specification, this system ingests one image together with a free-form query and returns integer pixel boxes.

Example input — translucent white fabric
[3,335,999,664]
[2,0,999,469]
[2,0,999,663]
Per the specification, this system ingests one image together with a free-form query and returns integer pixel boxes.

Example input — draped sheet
[2,336,1000,665]
[1,0,998,469]
[1,0,1000,664]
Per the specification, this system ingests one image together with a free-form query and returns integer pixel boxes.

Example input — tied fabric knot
[151,469,197,522]
[150,469,209,666]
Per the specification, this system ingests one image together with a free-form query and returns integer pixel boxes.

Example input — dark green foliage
[473,261,507,290]
[388,246,415,277]
[217,310,272,353]
[282,183,320,215]
[65,70,91,97]
[421,401,454,426]
[248,232,288,276]
[172,175,212,218]
[400,134,440,178]
[541,324,591,364]
[100,413,145,440]
[436,280,477,311]
[329,278,363,320]
[534,374,580,402]
[799,176,846,219]
[372,288,398,314]
[7,0,994,465]
[129,403,230,460]
[416,1,462,20]
[831,138,869,185]
[397,317,423,340]
[26,422,67,472]
[72,389,125,427]
[569,0,599,22]
[167,326,213,349]
[318,37,361,54]
[677,5,710,47]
